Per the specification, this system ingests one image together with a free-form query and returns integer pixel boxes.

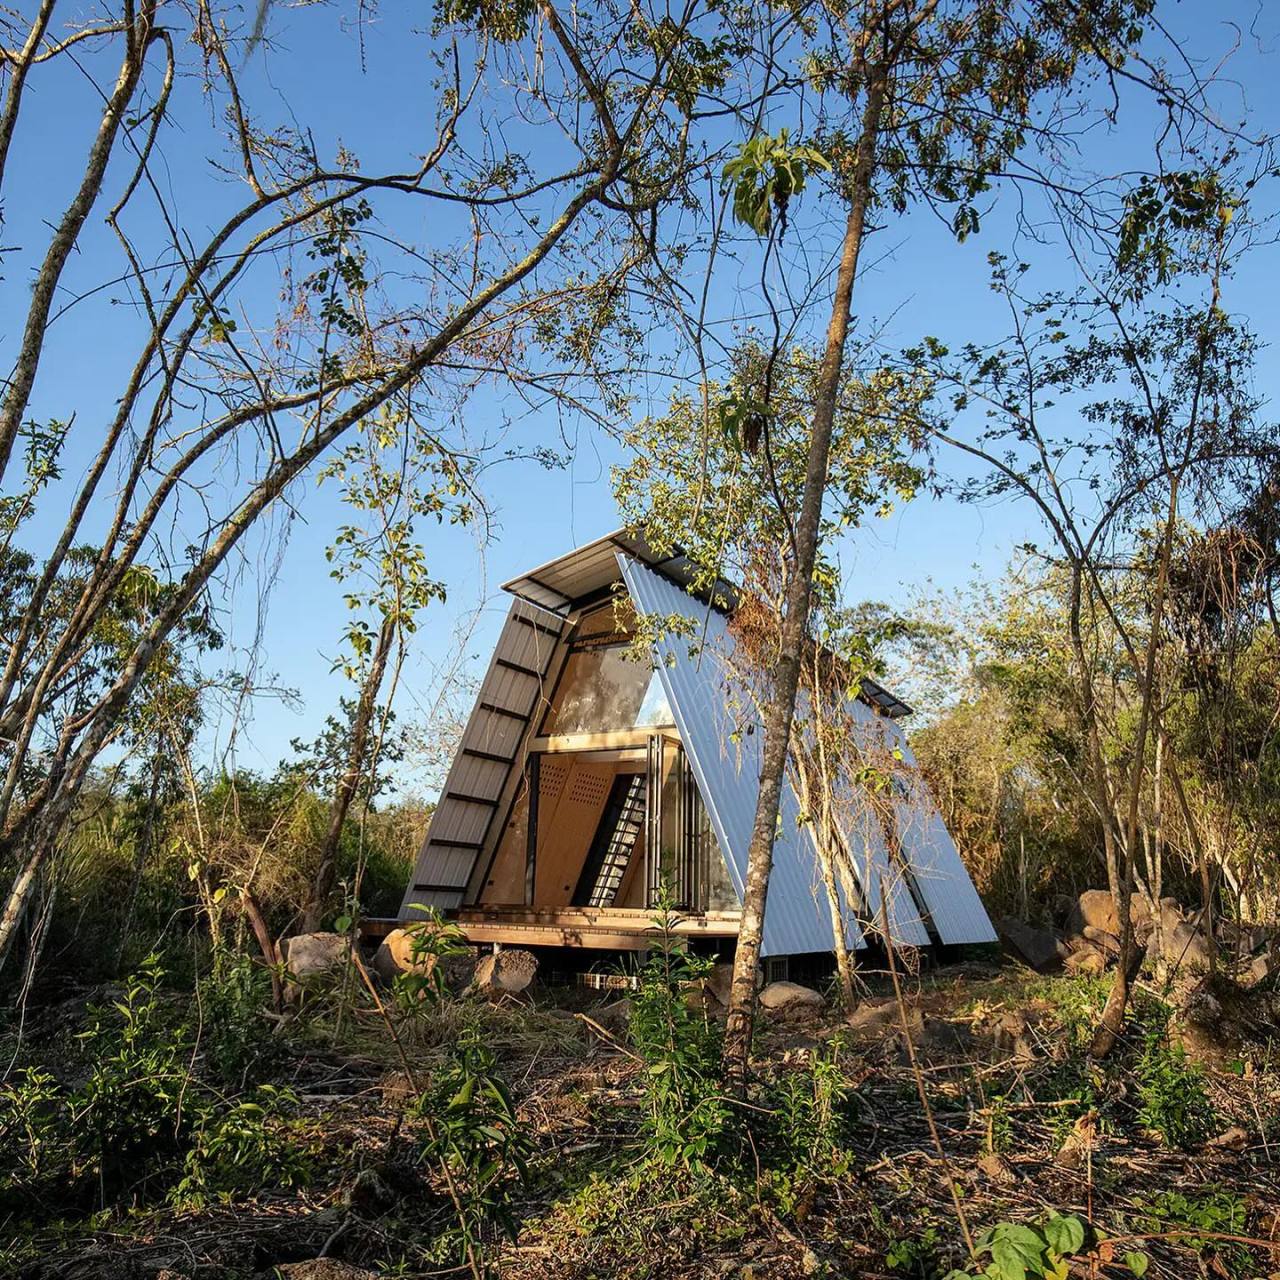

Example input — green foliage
[438,0,535,43]
[1132,1024,1214,1148]
[202,949,280,1087]
[754,1047,856,1214]
[0,956,315,1223]
[1129,1188,1251,1280]
[170,1086,314,1208]
[944,1213,1142,1280]
[413,1026,531,1266]
[393,908,471,1010]
[627,900,729,1171]
[73,957,195,1188]
[721,129,829,237]
[885,1224,942,1278]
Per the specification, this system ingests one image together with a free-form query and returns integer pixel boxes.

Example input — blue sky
[7,1,1279,790]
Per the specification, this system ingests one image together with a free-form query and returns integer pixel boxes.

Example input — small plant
[946,1212,1148,1280]
[414,1025,532,1269]
[627,893,730,1171]
[755,1045,856,1216]
[393,906,471,1011]
[1130,1188,1252,1280]
[73,955,195,1191]
[1132,1024,1214,1148]
[202,947,279,1087]
[885,1224,941,1277]
[0,1069,64,1201]
[170,1085,314,1207]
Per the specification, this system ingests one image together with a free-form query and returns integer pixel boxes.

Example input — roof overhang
[502,531,914,719]
[501,529,719,617]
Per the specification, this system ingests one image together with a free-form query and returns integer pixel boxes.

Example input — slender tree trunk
[1091,475,1179,1057]
[0,839,47,974]
[300,614,396,933]
[723,65,888,1085]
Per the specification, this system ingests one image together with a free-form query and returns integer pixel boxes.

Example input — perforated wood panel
[535,759,616,907]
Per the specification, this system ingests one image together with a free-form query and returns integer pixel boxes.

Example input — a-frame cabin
[398,532,997,960]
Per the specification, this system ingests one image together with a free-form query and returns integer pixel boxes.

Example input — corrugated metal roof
[886,724,1000,946]
[504,530,912,719]
[619,556,864,957]
[620,555,996,950]
[502,530,661,615]
[399,598,564,918]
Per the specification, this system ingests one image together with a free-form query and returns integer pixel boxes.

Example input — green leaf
[1124,1252,1149,1277]
[988,1224,1047,1280]
[1043,1214,1086,1258]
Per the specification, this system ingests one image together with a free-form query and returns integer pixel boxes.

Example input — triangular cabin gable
[399,532,996,954]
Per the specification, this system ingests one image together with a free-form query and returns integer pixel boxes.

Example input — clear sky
[6,1,1279,791]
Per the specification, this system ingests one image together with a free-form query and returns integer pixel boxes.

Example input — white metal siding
[399,599,564,916]
[886,722,999,945]
[619,557,863,957]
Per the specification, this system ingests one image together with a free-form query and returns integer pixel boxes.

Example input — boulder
[1242,953,1274,987]
[845,998,900,1037]
[995,1010,1038,1061]
[1081,925,1121,955]
[1068,889,1120,938]
[471,948,538,997]
[998,917,1068,972]
[277,1264,376,1280]
[344,1166,397,1217]
[1162,919,1213,974]
[1064,943,1107,976]
[281,932,347,982]
[758,980,825,1013]
[372,926,439,984]
[705,962,733,1006]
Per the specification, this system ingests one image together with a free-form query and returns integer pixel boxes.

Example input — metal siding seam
[883,717,998,944]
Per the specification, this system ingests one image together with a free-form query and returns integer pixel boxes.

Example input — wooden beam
[529,729,669,754]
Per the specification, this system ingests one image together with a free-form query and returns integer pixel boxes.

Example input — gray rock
[705,962,734,1006]
[471,947,538,997]
[1163,922,1213,974]
[998,917,1068,972]
[845,998,900,1036]
[758,980,824,1012]
[1067,889,1120,938]
[1082,924,1121,955]
[281,932,347,982]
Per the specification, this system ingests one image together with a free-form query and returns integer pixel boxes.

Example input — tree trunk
[300,614,396,934]
[723,65,888,1085]
[1091,475,1179,1058]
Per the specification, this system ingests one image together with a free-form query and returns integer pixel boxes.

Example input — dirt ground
[6,960,1280,1280]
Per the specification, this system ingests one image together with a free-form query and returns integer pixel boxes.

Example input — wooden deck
[362,906,740,950]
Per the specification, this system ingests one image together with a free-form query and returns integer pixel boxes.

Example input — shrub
[170,1085,315,1207]
[627,902,730,1172]
[413,1026,532,1264]
[1132,1025,1215,1148]
[755,1046,856,1215]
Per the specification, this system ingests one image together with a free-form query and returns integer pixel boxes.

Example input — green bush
[627,904,729,1172]
[171,1085,315,1207]
[413,1026,532,1269]
[1132,1027,1214,1148]
[0,954,315,1222]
